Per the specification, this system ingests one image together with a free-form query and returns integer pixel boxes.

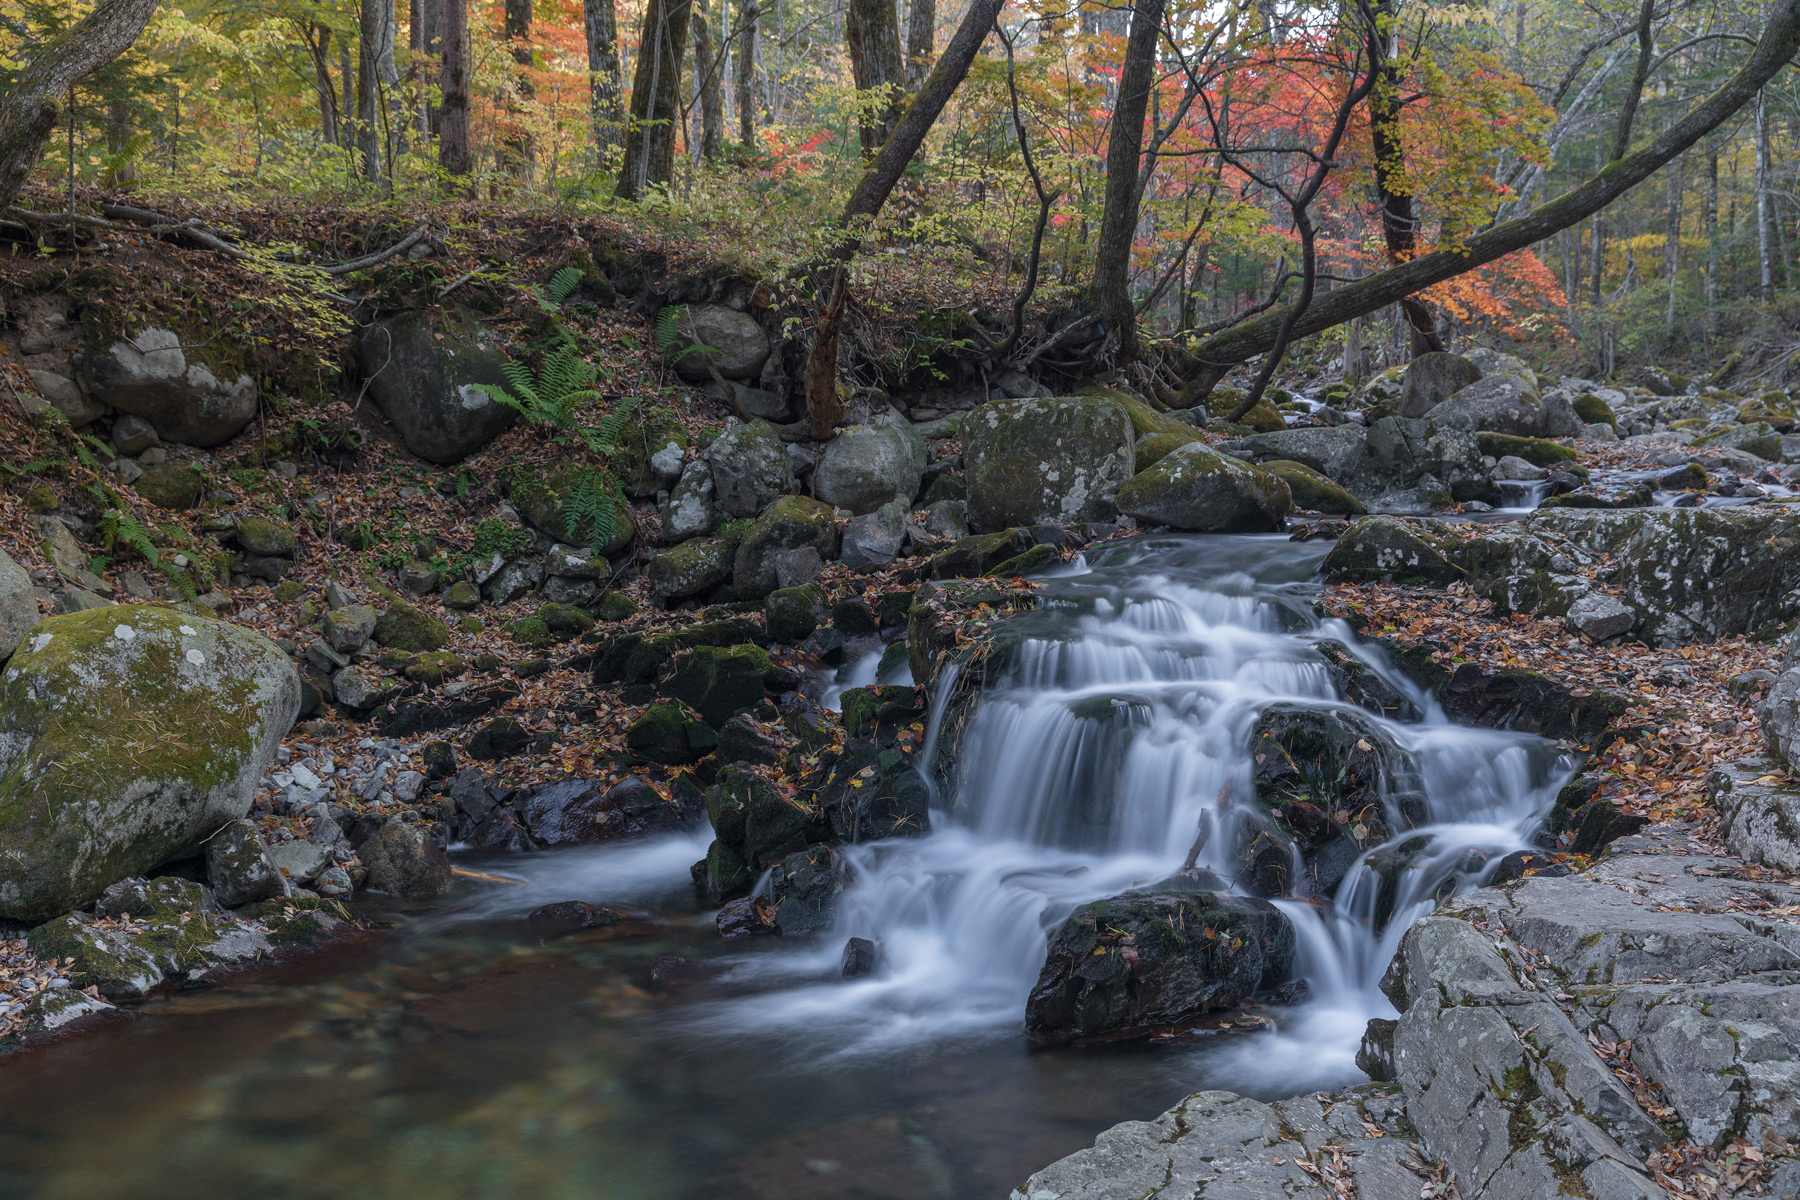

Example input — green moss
[373,600,450,652]
[1262,460,1365,515]
[135,464,204,511]
[1571,393,1616,426]
[538,601,595,637]
[1476,433,1579,467]
[470,519,535,563]
[989,543,1057,576]
[506,616,553,648]
[273,581,305,604]
[765,584,826,644]
[458,615,483,634]
[595,591,638,622]
[1203,388,1286,433]
[23,483,57,514]
[404,652,466,684]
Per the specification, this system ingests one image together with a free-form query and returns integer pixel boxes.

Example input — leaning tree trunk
[0,0,161,213]
[306,22,339,146]
[1089,0,1165,362]
[439,0,472,174]
[692,0,724,161]
[1180,0,1800,399]
[904,0,934,88]
[735,0,759,145]
[586,0,623,157]
[616,0,692,200]
[845,0,905,155]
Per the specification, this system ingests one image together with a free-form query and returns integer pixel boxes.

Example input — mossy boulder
[990,543,1058,576]
[1115,444,1291,532]
[444,581,481,610]
[404,652,466,685]
[732,495,838,601]
[1475,433,1579,467]
[595,591,638,622]
[1080,386,1200,471]
[538,601,595,637]
[1133,430,1199,471]
[509,466,637,554]
[1571,393,1617,427]
[626,702,716,765]
[0,606,300,922]
[1695,422,1783,461]
[373,600,451,652]
[1261,460,1365,514]
[925,527,1034,579]
[765,584,826,644]
[648,536,737,602]
[134,464,203,511]
[614,407,691,498]
[663,643,780,729]
[963,395,1136,530]
[839,685,926,740]
[235,516,296,557]
[354,305,514,464]
[1199,387,1286,433]
[813,416,928,514]
[1321,516,1463,585]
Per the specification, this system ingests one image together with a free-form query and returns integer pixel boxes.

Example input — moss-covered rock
[1739,392,1797,433]
[1694,422,1783,461]
[732,496,838,601]
[1115,444,1291,532]
[624,702,711,765]
[404,652,466,685]
[1571,393,1616,427]
[840,685,926,740]
[1080,386,1201,471]
[505,615,553,648]
[765,584,826,644]
[373,600,450,652]
[509,466,638,553]
[989,542,1058,576]
[538,601,595,637]
[921,474,966,505]
[924,527,1034,579]
[0,606,299,922]
[1261,460,1365,515]
[443,580,481,610]
[595,591,638,622]
[134,464,203,511]
[26,912,165,999]
[614,407,691,498]
[1475,432,1578,467]
[663,644,779,728]
[963,395,1137,530]
[1321,516,1463,585]
[648,536,737,602]
[235,516,296,557]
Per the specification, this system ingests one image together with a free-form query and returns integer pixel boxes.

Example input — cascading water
[698,534,1571,1091]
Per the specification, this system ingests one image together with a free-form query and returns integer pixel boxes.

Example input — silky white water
[685,533,1572,1093]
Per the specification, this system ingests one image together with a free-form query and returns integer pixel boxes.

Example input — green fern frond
[99,508,161,568]
[584,394,640,456]
[655,306,684,355]
[561,468,622,547]
[546,267,584,307]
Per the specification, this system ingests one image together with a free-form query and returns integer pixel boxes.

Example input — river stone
[670,304,770,381]
[1493,454,1546,480]
[75,326,257,447]
[204,818,286,907]
[268,838,332,885]
[0,549,34,664]
[812,416,927,514]
[359,821,452,897]
[1426,373,1547,437]
[111,413,159,455]
[321,603,378,653]
[963,396,1136,531]
[1697,421,1783,461]
[840,496,910,573]
[764,584,825,644]
[1239,425,1367,479]
[354,305,515,464]
[767,845,847,935]
[1565,592,1636,641]
[732,495,837,601]
[133,463,204,510]
[1397,351,1482,418]
[25,912,165,999]
[706,418,795,518]
[235,516,296,557]
[517,776,698,845]
[808,738,931,843]
[373,600,450,652]
[1114,443,1291,532]
[648,536,736,602]
[663,644,778,729]
[1025,889,1294,1043]
[661,460,721,542]
[1321,515,1462,584]
[1259,460,1364,515]
[0,605,300,922]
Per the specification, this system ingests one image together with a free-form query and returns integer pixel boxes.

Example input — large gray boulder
[1115,443,1291,532]
[1397,351,1482,418]
[0,549,35,664]
[963,395,1136,530]
[670,305,770,382]
[706,418,796,518]
[0,605,301,922]
[204,818,286,907]
[355,306,515,464]
[839,496,910,572]
[812,416,927,514]
[1426,373,1547,437]
[1239,425,1366,480]
[1350,415,1488,502]
[75,326,257,447]
[733,496,838,600]
[661,459,721,542]
[360,820,452,897]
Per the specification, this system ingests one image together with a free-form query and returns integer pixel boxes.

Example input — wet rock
[812,415,927,514]
[354,306,514,463]
[764,584,825,644]
[204,818,287,907]
[1115,443,1291,532]
[924,527,1033,579]
[767,845,847,934]
[662,643,782,728]
[518,776,700,845]
[670,305,770,381]
[701,765,812,902]
[715,714,782,766]
[1259,460,1364,514]
[838,685,926,742]
[375,680,520,737]
[963,395,1136,530]
[359,822,452,897]
[526,900,623,938]
[839,496,911,573]
[423,741,459,779]
[1356,1018,1398,1081]
[1321,514,1462,585]
[1565,592,1636,641]
[808,739,931,843]
[706,418,796,518]
[717,894,778,940]
[76,326,257,447]
[1397,351,1483,419]
[0,548,35,664]
[0,606,299,922]
[1491,849,1570,881]
[626,701,717,766]
[468,716,533,761]
[1567,799,1648,856]
[1025,890,1294,1043]
[731,495,837,601]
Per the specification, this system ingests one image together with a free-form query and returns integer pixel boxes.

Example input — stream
[0,534,1572,1199]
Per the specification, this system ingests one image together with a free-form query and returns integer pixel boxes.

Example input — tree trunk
[1706,144,1720,337]
[306,22,339,146]
[1089,0,1165,361]
[358,0,398,181]
[616,0,692,200]
[0,0,161,213]
[586,0,623,157]
[845,0,905,155]
[1664,157,1681,343]
[411,0,440,134]
[504,0,534,173]
[439,0,472,174]
[735,0,759,145]
[1366,0,1441,356]
[692,0,723,161]
[904,0,934,88]
[1758,88,1775,301]
[1180,0,1800,397]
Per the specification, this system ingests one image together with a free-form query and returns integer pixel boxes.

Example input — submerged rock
[1024,889,1294,1043]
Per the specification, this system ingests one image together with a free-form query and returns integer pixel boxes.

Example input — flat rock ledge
[1017,823,1800,1199]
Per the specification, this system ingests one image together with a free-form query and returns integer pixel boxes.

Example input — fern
[656,305,684,356]
[479,338,602,431]
[98,509,161,568]
[562,468,623,547]
[545,266,584,307]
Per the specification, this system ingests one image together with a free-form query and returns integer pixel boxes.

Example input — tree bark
[0,0,160,214]
[904,0,934,88]
[503,0,534,173]
[358,0,398,181]
[586,0,624,157]
[735,0,759,145]
[1758,88,1775,301]
[1090,0,1165,362]
[692,0,724,161]
[439,0,472,174]
[1706,143,1720,337]
[616,0,692,200]
[1366,0,1441,356]
[305,22,339,146]
[845,0,905,155]
[1181,0,1800,397]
